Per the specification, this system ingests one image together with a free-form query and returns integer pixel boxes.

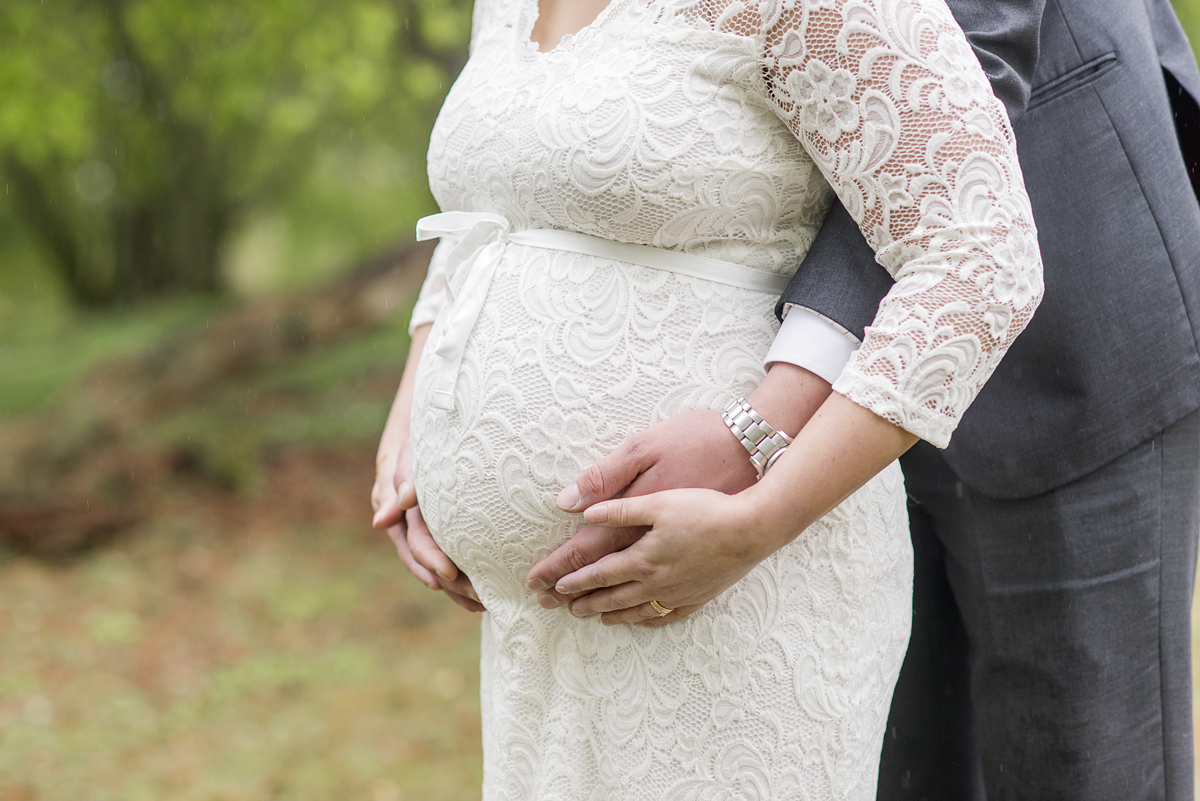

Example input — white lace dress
[407,0,1043,797]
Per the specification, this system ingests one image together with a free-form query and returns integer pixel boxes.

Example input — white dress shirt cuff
[764,304,861,386]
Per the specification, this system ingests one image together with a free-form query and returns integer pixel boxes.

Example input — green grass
[0,493,484,801]
[0,295,226,420]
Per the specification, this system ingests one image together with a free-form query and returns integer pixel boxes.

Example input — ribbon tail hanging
[430,239,506,410]
[414,211,512,412]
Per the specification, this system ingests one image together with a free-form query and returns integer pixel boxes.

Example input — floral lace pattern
[408,0,1042,796]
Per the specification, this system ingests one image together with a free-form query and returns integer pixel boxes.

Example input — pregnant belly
[409,245,780,611]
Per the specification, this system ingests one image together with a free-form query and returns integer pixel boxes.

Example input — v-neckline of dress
[521,0,625,57]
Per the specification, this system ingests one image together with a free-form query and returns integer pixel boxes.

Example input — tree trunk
[4,138,231,307]
[115,190,228,300]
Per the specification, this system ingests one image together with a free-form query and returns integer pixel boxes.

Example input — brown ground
[0,442,483,801]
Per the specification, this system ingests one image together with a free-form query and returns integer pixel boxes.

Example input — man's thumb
[558,441,648,512]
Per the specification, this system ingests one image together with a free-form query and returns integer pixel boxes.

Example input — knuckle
[409,535,436,562]
[581,596,604,615]
[575,465,606,499]
[604,595,627,614]
[563,544,591,575]
[582,568,610,595]
[628,560,656,582]
[624,434,650,462]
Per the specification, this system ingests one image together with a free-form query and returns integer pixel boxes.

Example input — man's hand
[373,442,484,613]
[526,363,833,621]
[525,409,757,610]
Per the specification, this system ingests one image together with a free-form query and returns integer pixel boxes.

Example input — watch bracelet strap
[721,397,793,480]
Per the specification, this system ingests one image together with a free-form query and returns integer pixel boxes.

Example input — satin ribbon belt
[415,211,791,411]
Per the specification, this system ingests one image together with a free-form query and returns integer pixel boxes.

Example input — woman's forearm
[739,392,918,555]
[745,361,832,442]
[377,323,432,461]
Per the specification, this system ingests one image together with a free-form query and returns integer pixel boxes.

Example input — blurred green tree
[0,0,471,306]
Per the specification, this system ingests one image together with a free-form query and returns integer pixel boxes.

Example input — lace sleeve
[750,0,1044,447]
[408,235,460,335]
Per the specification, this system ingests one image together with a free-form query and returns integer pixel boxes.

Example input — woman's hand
[553,488,781,627]
[372,443,483,613]
[371,323,483,613]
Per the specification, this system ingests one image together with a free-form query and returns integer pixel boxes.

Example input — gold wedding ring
[649,600,673,617]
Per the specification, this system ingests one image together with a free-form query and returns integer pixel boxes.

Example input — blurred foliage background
[0,1,1197,799]
[0,0,469,307]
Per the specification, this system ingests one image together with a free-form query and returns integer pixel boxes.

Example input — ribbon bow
[415,211,513,411]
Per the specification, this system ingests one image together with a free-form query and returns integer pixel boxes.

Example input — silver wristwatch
[721,397,793,480]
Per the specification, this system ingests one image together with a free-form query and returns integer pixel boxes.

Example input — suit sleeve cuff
[764,304,861,385]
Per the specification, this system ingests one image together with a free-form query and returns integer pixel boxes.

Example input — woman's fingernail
[397,481,412,500]
[570,602,588,618]
[527,577,548,591]
[466,587,480,602]
[435,570,451,582]
[557,484,581,512]
[537,593,560,609]
[372,510,383,526]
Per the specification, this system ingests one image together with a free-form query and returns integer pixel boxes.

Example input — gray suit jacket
[782,0,1200,499]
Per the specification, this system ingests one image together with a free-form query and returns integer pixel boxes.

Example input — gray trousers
[879,408,1200,800]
